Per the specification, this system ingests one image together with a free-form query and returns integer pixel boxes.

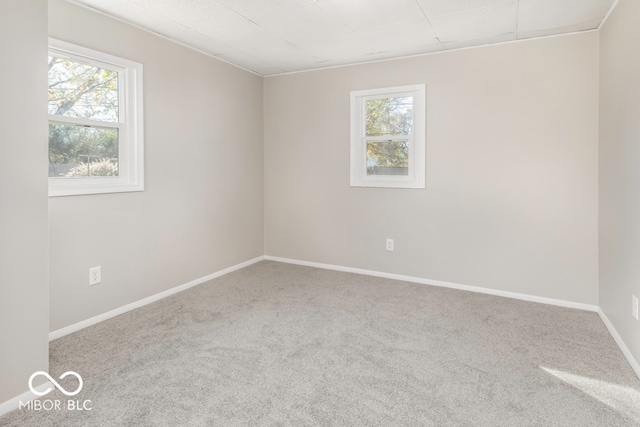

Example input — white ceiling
[69,0,617,76]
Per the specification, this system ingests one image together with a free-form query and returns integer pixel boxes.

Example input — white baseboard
[49,256,265,341]
[0,381,53,417]
[264,256,599,312]
[597,308,640,380]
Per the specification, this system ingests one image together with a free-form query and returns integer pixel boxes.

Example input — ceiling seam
[413,0,440,45]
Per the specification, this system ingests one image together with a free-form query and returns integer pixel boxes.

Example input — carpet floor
[1,261,639,426]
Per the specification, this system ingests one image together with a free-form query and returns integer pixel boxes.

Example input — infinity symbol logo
[28,371,83,397]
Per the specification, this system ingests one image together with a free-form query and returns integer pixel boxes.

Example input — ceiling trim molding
[598,0,621,30]
[265,28,600,78]
[63,0,262,77]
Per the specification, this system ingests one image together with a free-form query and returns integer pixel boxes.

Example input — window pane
[365,96,413,136]
[48,55,119,122]
[49,123,119,177]
[366,140,409,176]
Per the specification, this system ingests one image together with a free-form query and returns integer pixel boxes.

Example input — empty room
[1,0,640,425]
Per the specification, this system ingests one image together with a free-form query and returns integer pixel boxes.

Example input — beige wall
[0,0,49,403]
[265,32,600,304]
[48,0,264,331]
[599,0,640,365]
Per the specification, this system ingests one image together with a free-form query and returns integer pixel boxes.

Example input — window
[48,38,143,196]
[350,84,425,188]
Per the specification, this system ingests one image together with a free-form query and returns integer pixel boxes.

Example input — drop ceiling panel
[128,0,245,29]
[214,0,314,23]
[517,0,615,32]
[429,2,517,42]
[416,0,516,17]
[352,22,439,54]
[251,4,350,47]
[316,0,429,32]
[195,19,268,47]
[71,0,618,76]
[300,34,387,63]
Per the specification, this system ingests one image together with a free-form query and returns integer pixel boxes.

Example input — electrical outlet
[89,266,101,286]
[633,295,639,320]
[386,238,394,251]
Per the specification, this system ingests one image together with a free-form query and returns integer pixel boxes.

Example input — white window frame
[350,84,425,189]
[48,38,144,197]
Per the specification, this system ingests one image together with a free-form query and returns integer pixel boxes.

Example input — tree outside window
[48,55,120,177]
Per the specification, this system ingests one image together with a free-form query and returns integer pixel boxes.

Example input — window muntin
[351,85,425,188]
[48,39,143,196]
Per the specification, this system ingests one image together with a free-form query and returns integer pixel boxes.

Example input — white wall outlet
[89,266,101,286]
[632,295,639,320]
[386,238,394,251]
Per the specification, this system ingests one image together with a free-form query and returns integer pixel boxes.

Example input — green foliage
[367,140,409,169]
[365,97,412,170]
[365,96,412,137]
[48,124,118,174]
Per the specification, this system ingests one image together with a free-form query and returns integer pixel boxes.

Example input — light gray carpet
[2,261,639,426]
